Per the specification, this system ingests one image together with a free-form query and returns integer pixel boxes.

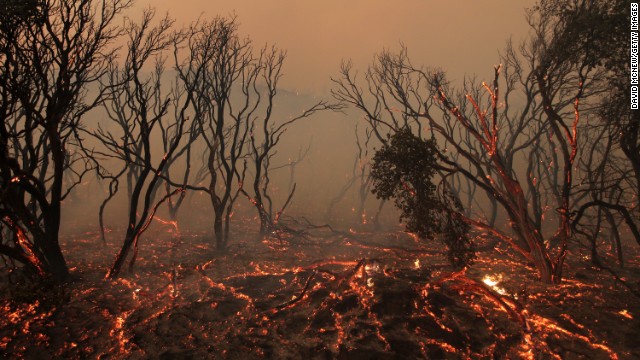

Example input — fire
[527,314,618,359]
[618,310,633,320]
[482,275,499,287]
[154,215,179,233]
[109,310,134,355]
[332,311,347,351]
[4,217,46,277]
[482,274,507,295]
[366,277,374,288]
[406,232,420,242]
[1,218,635,358]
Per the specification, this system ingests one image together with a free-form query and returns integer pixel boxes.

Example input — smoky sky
[135,0,537,93]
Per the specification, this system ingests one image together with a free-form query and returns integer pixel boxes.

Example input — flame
[1,216,631,358]
[528,314,618,359]
[482,275,499,287]
[617,310,633,320]
[482,274,507,295]
[366,277,374,288]
[154,215,179,233]
[109,310,134,355]
[3,217,46,276]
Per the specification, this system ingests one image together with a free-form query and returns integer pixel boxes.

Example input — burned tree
[177,18,336,248]
[154,84,204,223]
[543,0,640,260]
[572,123,630,266]
[0,0,129,281]
[89,10,193,278]
[352,126,383,227]
[244,49,292,238]
[175,17,253,251]
[333,0,606,283]
[243,49,339,239]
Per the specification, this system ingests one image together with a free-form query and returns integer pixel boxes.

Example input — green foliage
[370,128,474,268]
[371,128,439,238]
[438,191,474,268]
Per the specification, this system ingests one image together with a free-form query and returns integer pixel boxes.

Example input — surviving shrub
[370,128,474,268]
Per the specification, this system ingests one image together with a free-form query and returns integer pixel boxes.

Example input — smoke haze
[136,1,537,92]
[58,1,540,236]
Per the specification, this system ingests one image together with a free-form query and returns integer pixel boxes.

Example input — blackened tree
[0,0,129,281]
[178,17,252,251]
[333,0,605,283]
[91,10,192,278]
[244,49,338,238]
[543,0,640,258]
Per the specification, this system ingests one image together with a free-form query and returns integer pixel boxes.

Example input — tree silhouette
[0,0,129,281]
[91,10,193,279]
[333,2,606,283]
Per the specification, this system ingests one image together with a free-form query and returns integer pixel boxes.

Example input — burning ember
[0,226,638,359]
[618,309,633,320]
[482,274,508,295]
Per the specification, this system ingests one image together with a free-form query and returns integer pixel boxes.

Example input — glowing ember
[482,274,507,295]
[527,314,619,359]
[1,219,637,358]
[109,310,135,356]
[618,310,633,320]
[482,275,499,287]
[366,278,374,288]
[154,216,180,233]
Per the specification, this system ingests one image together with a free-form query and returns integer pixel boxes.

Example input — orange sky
[135,0,536,92]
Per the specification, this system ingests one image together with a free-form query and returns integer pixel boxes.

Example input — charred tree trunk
[213,206,225,251]
[97,11,197,278]
[0,0,129,282]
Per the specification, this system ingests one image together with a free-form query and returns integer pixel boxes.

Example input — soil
[1,220,639,359]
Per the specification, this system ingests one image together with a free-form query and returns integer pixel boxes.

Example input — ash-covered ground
[1,218,639,359]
